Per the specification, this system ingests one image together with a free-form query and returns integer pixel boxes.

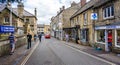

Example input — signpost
[0,25,15,33]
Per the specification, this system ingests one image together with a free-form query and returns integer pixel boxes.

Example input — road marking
[64,43,116,65]
[21,41,39,65]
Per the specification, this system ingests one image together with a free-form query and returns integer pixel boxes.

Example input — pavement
[0,38,120,65]
[0,40,39,65]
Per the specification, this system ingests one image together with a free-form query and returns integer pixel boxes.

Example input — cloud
[13,0,81,25]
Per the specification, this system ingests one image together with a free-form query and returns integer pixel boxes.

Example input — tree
[0,0,23,3]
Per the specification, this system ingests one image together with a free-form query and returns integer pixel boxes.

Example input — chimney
[60,8,62,11]
[71,1,77,7]
[34,8,37,17]
[17,2,24,17]
[6,2,11,8]
[62,6,65,10]
[81,0,86,6]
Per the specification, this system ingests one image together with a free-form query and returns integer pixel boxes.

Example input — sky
[12,0,90,25]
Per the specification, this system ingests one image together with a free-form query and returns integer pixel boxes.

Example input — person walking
[38,33,42,42]
[65,34,69,42]
[8,33,15,55]
[34,34,37,42]
[27,33,32,49]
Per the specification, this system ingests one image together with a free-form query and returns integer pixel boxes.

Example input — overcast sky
[13,0,90,25]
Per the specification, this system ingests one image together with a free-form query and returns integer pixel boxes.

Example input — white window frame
[103,5,114,19]
[95,30,106,44]
[83,13,87,25]
[115,29,120,47]
[4,16,9,23]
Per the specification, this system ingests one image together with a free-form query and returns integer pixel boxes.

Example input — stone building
[44,25,50,35]
[50,1,80,40]
[37,24,44,34]
[93,0,120,52]
[0,3,24,39]
[70,0,98,44]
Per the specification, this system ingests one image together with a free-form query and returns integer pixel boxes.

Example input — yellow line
[64,43,116,65]
[21,41,39,65]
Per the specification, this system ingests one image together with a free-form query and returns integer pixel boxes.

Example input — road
[23,38,115,65]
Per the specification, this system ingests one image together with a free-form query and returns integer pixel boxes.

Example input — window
[83,13,87,25]
[116,30,120,46]
[97,30,105,43]
[103,5,114,18]
[4,16,9,23]
[26,19,29,22]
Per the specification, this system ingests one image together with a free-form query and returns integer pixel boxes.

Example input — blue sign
[95,25,120,30]
[91,13,98,20]
[0,25,15,33]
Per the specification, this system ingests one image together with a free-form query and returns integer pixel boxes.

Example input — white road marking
[21,41,39,65]
[64,43,116,65]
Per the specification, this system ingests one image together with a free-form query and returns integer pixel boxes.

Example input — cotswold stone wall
[0,35,27,56]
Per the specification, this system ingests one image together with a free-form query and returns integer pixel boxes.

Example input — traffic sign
[91,13,98,20]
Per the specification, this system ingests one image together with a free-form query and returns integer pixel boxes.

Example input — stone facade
[93,0,120,52]
[44,25,50,34]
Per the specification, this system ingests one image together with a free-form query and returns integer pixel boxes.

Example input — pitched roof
[0,4,35,18]
[0,4,6,12]
[37,24,44,28]
[70,0,98,19]
[12,8,35,17]
[93,0,111,8]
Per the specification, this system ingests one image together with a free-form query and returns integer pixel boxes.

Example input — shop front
[95,25,120,52]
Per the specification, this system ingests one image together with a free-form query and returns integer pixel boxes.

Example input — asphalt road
[24,38,114,65]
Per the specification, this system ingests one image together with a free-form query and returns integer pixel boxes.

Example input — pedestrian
[27,33,32,49]
[65,34,69,42]
[34,34,37,42]
[38,33,42,42]
[108,31,112,52]
[8,33,15,55]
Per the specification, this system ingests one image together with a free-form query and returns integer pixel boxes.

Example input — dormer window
[103,5,114,19]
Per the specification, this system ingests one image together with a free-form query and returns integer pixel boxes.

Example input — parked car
[45,34,51,39]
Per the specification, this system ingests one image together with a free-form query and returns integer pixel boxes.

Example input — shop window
[117,30,120,46]
[97,30,105,43]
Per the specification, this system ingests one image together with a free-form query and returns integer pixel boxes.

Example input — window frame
[103,5,114,19]
[115,29,120,47]
[96,30,106,44]
[4,16,9,23]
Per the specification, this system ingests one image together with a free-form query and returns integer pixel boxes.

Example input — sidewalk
[0,40,39,65]
[64,41,120,65]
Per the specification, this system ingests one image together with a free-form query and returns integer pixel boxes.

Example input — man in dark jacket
[38,33,42,42]
[9,33,15,55]
[27,33,32,49]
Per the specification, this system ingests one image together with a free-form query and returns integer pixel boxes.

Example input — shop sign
[95,25,120,30]
[0,25,15,33]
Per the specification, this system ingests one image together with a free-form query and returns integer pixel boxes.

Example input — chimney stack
[35,8,37,17]
[81,0,86,6]
[17,2,24,17]
[62,6,65,10]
